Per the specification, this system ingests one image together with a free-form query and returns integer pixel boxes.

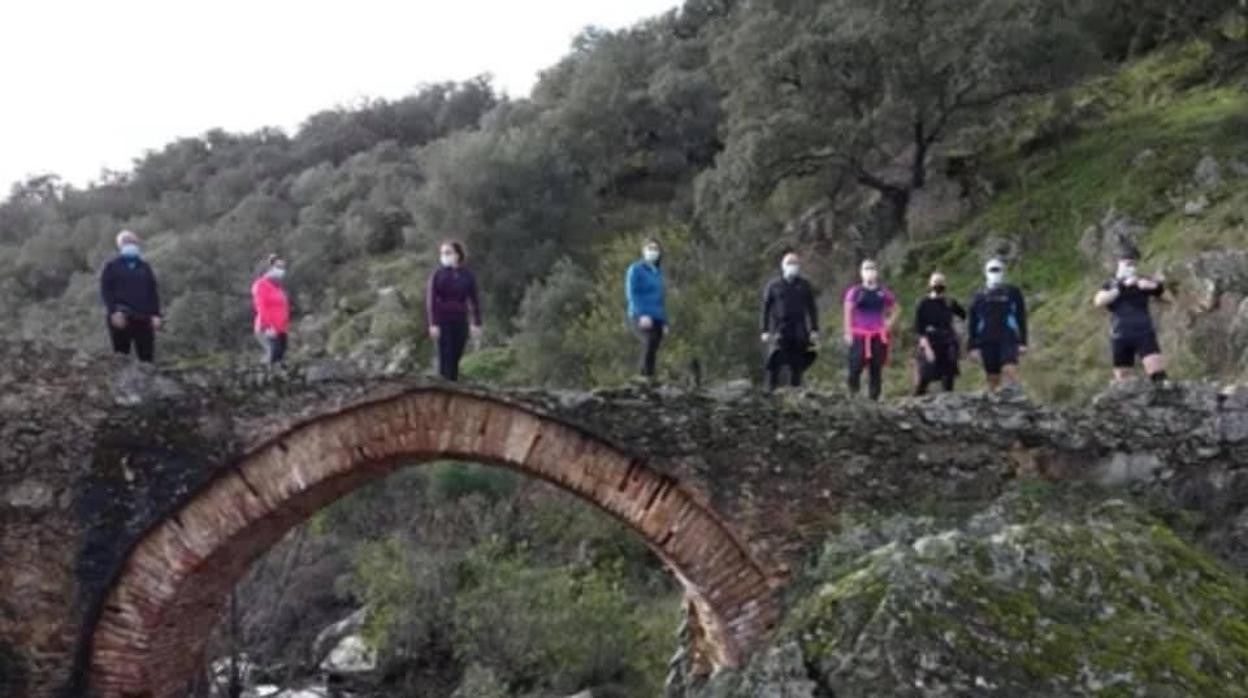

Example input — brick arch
[87,388,781,698]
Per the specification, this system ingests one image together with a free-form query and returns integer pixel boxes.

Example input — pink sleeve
[842,285,857,303]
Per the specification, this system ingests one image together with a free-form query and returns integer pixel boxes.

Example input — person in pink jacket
[251,254,290,364]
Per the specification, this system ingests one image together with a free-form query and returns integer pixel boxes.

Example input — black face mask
[932,285,947,295]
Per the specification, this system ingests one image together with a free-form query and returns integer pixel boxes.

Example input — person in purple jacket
[426,240,482,381]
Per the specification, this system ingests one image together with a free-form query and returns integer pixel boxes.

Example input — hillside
[0,1,1244,404]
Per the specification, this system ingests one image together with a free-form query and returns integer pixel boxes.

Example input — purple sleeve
[841,285,857,304]
[883,288,897,308]
[426,270,438,328]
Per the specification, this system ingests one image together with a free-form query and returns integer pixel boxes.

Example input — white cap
[116,230,140,248]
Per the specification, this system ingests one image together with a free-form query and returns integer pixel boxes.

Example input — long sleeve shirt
[100,256,161,318]
[625,261,666,322]
[251,276,290,333]
[968,284,1027,348]
[914,297,966,339]
[761,276,819,337]
[426,266,481,328]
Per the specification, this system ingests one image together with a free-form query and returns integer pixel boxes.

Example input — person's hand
[638,315,654,330]
[843,332,853,346]
[810,331,820,344]
[969,348,981,363]
[263,327,277,339]
[1018,345,1028,355]
[429,325,441,340]
[760,332,772,343]
[1121,277,1138,288]
[922,343,935,364]
[470,324,483,339]
[150,316,163,331]
[109,311,127,330]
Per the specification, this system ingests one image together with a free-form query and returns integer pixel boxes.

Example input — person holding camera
[99,230,162,363]
[1093,247,1168,384]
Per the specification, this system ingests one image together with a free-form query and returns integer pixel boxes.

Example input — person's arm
[884,290,901,329]
[468,271,482,327]
[805,281,819,334]
[913,299,926,337]
[100,262,117,312]
[1093,282,1119,308]
[1014,287,1028,346]
[842,288,855,345]
[950,299,966,320]
[426,270,439,329]
[625,264,638,318]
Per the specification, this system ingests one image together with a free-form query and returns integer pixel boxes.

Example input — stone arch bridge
[2,341,1247,698]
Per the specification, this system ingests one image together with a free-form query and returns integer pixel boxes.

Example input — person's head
[439,240,465,268]
[1115,247,1139,281]
[984,258,1005,287]
[642,238,662,264]
[116,230,141,258]
[781,251,801,280]
[929,272,947,295]
[860,259,879,286]
[265,254,287,280]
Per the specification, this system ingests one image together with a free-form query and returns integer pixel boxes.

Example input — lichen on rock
[701,489,1248,697]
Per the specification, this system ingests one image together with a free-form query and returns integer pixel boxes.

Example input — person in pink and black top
[251,254,290,364]
[426,240,482,381]
[842,259,899,400]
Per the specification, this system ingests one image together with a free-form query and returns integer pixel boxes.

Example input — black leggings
[108,318,155,363]
[848,336,886,400]
[633,320,665,377]
[916,337,958,395]
[766,340,808,391]
[436,319,470,381]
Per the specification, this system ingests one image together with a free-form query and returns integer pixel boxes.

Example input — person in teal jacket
[625,238,667,378]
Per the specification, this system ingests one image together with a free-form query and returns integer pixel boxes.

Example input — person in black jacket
[1093,247,1168,384]
[914,272,966,395]
[968,258,1027,391]
[761,252,820,391]
[99,230,162,362]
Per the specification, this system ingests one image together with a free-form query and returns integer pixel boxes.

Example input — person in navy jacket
[625,238,667,379]
[99,230,162,362]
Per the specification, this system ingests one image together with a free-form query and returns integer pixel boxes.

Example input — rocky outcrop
[698,491,1248,698]
[1078,208,1146,265]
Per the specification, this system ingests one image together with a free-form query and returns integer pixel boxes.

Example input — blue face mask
[120,243,141,259]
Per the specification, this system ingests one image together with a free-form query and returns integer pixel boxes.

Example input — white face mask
[782,263,800,280]
[267,267,286,280]
[1116,263,1137,281]
[986,270,1004,287]
[643,247,661,263]
[861,269,879,286]
[440,252,458,268]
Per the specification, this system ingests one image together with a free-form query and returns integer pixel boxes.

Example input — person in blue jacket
[967,258,1027,391]
[625,238,667,379]
[99,230,162,362]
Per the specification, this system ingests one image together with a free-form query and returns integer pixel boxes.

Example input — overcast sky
[0,0,681,192]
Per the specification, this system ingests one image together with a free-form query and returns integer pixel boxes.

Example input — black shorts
[1112,332,1160,368]
[978,340,1019,375]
